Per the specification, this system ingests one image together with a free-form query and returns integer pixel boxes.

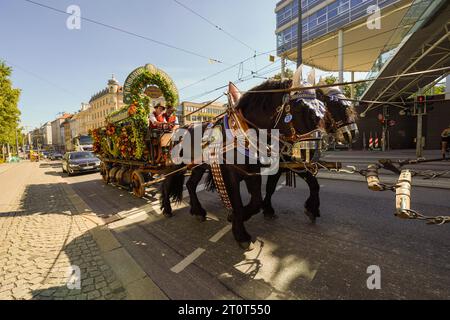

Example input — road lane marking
[275,182,286,191]
[209,224,232,243]
[263,181,286,197]
[170,248,206,273]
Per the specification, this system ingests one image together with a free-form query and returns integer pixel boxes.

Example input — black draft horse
[261,84,359,222]
[173,82,359,228]
[160,79,327,249]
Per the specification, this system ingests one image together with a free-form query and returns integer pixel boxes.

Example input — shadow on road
[0,181,127,300]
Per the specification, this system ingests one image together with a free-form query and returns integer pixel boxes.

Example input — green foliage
[129,70,179,106]
[0,61,21,146]
[93,96,150,160]
[322,75,367,98]
[93,67,180,161]
[273,68,294,80]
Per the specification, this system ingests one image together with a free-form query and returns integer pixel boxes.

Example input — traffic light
[414,95,427,115]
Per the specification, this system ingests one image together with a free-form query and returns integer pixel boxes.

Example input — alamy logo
[66,5,81,30]
[366,265,381,290]
[170,127,280,176]
[366,5,381,30]
[66,265,81,290]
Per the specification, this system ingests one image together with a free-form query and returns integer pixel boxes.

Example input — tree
[0,61,21,156]
[430,84,445,95]
[322,75,367,98]
[273,68,294,80]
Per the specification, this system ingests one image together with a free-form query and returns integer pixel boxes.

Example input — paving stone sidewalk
[0,162,127,300]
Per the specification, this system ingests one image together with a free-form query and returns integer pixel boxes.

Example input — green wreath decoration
[92,64,179,161]
[125,66,179,106]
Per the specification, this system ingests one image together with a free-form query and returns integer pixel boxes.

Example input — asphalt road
[51,161,450,300]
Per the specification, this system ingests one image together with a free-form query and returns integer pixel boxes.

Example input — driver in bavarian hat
[163,105,180,130]
[149,103,166,128]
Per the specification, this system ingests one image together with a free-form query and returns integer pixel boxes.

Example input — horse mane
[235,79,292,112]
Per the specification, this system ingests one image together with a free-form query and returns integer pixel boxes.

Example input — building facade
[40,122,52,146]
[51,113,72,151]
[86,76,124,132]
[275,0,413,72]
[62,116,74,152]
[74,103,90,136]
[180,101,227,125]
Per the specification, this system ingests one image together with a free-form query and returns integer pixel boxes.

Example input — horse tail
[205,168,216,192]
[168,172,186,203]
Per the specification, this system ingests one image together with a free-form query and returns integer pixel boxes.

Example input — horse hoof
[262,207,275,217]
[227,213,233,222]
[195,215,206,222]
[243,205,262,217]
[238,241,255,251]
[264,213,278,220]
[304,209,316,224]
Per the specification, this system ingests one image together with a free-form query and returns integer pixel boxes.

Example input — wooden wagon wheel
[115,167,126,186]
[108,167,119,183]
[131,170,146,198]
[100,162,110,184]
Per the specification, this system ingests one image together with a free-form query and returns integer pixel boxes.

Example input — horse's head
[234,79,325,136]
[234,79,326,163]
[316,81,359,145]
[288,80,327,162]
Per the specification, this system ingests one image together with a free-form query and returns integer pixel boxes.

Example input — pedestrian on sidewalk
[441,124,450,159]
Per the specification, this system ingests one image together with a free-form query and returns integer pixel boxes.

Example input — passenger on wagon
[149,103,166,128]
[163,105,179,130]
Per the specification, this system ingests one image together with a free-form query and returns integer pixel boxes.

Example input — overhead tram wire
[172,0,256,53]
[183,59,296,102]
[3,58,83,100]
[185,61,450,104]
[183,60,295,101]
[182,12,450,103]
[182,61,283,101]
[22,0,223,64]
[23,0,279,101]
[179,49,277,91]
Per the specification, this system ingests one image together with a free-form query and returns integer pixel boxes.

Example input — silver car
[62,151,101,176]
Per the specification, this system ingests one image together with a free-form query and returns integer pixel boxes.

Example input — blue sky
[0,0,348,129]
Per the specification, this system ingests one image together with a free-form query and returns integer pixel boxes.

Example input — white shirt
[149,112,166,125]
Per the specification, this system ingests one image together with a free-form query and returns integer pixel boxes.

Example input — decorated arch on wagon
[91,64,179,161]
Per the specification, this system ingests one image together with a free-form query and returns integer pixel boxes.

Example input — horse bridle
[322,92,358,139]
[272,93,326,163]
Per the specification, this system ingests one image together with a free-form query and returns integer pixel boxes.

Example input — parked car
[49,152,63,160]
[41,151,50,159]
[62,151,101,176]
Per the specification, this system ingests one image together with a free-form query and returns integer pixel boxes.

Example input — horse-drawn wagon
[91,64,182,198]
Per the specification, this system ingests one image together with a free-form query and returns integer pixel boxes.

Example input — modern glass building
[275,0,413,72]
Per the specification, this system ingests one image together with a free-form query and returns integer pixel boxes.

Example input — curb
[316,172,450,190]
[61,183,168,300]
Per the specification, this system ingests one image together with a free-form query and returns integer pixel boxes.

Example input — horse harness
[203,92,326,211]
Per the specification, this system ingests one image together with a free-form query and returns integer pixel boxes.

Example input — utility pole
[381,105,388,152]
[416,110,423,158]
[281,56,286,78]
[415,92,426,158]
[297,2,303,67]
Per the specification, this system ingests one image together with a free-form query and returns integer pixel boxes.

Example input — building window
[338,1,350,14]
[317,14,327,25]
